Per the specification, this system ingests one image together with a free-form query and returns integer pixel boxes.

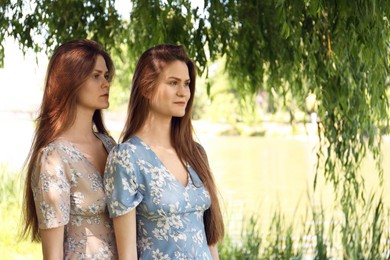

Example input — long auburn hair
[21,39,115,241]
[121,44,224,245]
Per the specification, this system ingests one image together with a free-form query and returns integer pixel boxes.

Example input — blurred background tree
[1,0,389,224]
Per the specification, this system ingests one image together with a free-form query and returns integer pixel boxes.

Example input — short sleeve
[31,145,71,229]
[104,143,143,218]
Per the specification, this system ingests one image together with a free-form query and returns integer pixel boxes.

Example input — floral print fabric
[32,133,117,259]
[104,136,212,259]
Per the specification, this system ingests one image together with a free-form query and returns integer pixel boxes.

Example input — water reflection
[198,134,390,235]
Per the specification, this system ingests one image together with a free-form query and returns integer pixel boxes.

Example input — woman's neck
[136,114,172,148]
[60,108,96,143]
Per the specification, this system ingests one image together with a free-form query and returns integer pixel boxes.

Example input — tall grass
[219,214,263,259]
[0,163,22,207]
[218,199,390,259]
[0,164,42,259]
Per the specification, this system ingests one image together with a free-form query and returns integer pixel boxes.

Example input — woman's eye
[184,82,190,87]
[104,74,110,81]
[169,81,178,86]
[93,74,100,79]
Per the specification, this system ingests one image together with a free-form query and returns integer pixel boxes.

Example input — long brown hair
[121,44,224,245]
[21,39,115,241]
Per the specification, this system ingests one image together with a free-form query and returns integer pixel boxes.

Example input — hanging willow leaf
[1,0,389,201]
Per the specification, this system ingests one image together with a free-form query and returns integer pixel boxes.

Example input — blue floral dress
[31,133,118,259]
[104,136,212,259]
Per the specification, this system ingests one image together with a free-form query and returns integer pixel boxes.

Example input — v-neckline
[58,133,108,177]
[133,136,190,188]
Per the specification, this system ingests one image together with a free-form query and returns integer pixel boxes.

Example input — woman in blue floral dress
[22,39,118,259]
[104,44,224,259]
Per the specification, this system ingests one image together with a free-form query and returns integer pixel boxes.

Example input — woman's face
[77,55,111,111]
[148,60,191,119]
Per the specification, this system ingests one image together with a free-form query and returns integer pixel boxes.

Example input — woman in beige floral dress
[21,39,118,259]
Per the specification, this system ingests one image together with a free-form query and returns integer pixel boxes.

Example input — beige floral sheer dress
[31,133,117,259]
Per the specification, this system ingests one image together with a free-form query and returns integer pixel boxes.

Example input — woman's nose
[176,85,188,97]
[101,78,110,89]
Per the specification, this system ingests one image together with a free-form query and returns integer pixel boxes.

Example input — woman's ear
[143,90,152,100]
[143,85,157,101]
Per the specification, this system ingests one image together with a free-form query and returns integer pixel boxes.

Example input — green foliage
[109,44,133,110]
[1,204,42,259]
[261,211,302,259]
[0,164,21,207]
[218,0,390,195]
[2,1,388,193]
[338,192,388,259]
[0,164,42,258]
[218,215,262,259]
[127,0,209,74]
[1,0,125,57]
[218,202,389,259]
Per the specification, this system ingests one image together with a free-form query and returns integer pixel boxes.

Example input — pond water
[198,134,390,235]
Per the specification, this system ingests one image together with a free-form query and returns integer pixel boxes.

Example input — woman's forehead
[159,60,189,79]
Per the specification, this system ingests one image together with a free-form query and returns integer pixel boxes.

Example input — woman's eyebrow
[93,69,108,73]
[167,76,190,81]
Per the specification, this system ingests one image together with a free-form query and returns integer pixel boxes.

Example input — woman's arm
[40,226,64,260]
[209,244,220,260]
[113,209,137,259]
